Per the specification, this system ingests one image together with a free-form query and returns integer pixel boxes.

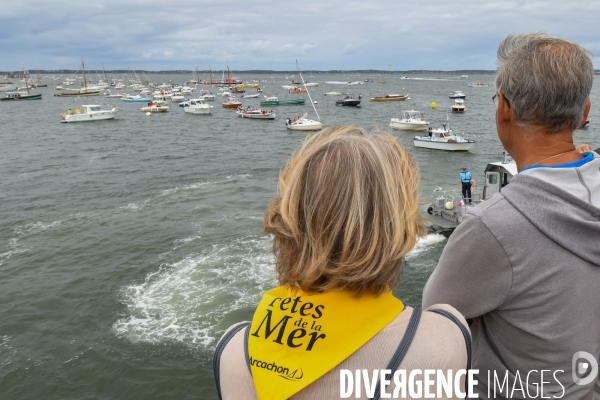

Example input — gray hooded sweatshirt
[422,153,600,399]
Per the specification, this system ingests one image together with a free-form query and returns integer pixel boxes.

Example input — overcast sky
[1,0,599,72]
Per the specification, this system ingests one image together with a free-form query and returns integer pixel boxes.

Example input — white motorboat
[304,82,319,87]
[199,90,215,101]
[449,91,466,99]
[451,99,466,113]
[281,85,295,90]
[389,110,429,131]
[286,113,323,131]
[241,93,260,99]
[183,98,212,115]
[171,93,185,103]
[141,98,169,112]
[237,107,277,120]
[60,104,118,123]
[413,129,476,151]
[181,86,194,94]
[324,92,342,96]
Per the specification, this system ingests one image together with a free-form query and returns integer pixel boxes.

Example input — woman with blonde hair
[214,126,470,400]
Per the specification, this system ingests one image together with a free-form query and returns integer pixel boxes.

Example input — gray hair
[495,33,594,132]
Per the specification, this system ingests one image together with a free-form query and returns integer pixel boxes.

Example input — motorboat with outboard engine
[389,110,429,130]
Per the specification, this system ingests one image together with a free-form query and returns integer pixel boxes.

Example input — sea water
[1,73,597,398]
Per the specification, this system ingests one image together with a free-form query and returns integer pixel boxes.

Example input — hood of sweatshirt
[501,172,600,265]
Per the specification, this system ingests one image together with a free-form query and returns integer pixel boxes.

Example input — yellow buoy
[431,101,437,109]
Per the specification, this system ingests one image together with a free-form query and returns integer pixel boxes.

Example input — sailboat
[286,61,322,131]
[54,58,101,97]
[1,64,42,100]
[34,70,47,87]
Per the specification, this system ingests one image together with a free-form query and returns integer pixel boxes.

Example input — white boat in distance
[324,92,342,96]
[451,99,466,112]
[183,98,212,115]
[241,93,260,99]
[389,110,429,131]
[468,82,488,87]
[141,97,169,113]
[281,85,295,90]
[237,107,277,120]
[449,91,466,99]
[413,128,476,151]
[199,90,215,101]
[60,105,118,123]
[286,113,323,131]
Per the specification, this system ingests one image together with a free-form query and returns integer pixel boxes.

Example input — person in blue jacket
[460,166,472,204]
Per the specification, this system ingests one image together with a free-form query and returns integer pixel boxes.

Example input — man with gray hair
[423,33,600,399]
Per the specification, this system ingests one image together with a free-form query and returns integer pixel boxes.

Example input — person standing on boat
[460,166,472,204]
[423,33,600,399]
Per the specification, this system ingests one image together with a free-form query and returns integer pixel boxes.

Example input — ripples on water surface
[1,73,598,398]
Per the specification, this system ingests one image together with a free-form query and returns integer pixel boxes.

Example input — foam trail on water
[113,236,276,349]
[406,233,446,258]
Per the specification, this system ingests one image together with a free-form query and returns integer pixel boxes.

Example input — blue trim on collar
[521,153,594,172]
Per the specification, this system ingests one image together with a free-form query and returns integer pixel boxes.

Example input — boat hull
[335,100,361,106]
[184,107,211,115]
[1,93,42,100]
[61,110,117,123]
[222,103,241,108]
[369,96,408,102]
[238,112,276,120]
[413,138,474,151]
[260,99,305,106]
[54,90,100,97]
[141,106,169,112]
[123,98,152,102]
[389,120,428,131]
[287,121,322,131]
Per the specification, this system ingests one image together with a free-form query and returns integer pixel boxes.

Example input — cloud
[0,0,599,71]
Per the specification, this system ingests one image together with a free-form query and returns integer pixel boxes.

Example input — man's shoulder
[467,193,512,218]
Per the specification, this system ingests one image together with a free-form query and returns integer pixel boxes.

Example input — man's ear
[496,92,513,127]
[582,98,591,124]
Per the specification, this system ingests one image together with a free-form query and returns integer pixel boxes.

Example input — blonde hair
[264,126,426,296]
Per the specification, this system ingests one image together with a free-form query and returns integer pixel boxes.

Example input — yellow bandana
[248,286,404,400]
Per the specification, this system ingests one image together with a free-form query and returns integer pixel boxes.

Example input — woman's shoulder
[421,303,469,333]
[380,305,469,369]
[215,321,257,399]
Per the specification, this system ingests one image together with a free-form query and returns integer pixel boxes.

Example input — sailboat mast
[102,62,109,83]
[22,64,30,95]
[296,60,320,121]
[81,58,88,88]
[209,65,214,84]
